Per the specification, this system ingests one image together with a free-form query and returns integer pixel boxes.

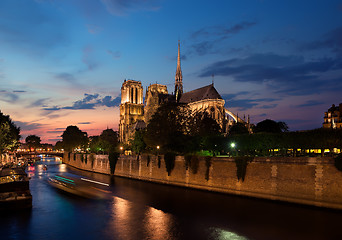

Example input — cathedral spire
[175,40,183,101]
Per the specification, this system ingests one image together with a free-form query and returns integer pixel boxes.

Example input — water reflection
[110,196,133,239]
[4,156,339,240]
[144,207,174,240]
[107,196,176,240]
[26,156,63,178]
[36,164,44,177]
[58,163,67,172]
[27,164,37,179]
[208,228,249,240]
[55,156,62,163]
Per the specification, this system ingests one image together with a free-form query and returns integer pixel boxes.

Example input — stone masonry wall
[63,152,110,175]
[63,153,342,210]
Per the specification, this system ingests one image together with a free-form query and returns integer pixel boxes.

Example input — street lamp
[230,142,236,156]
[156,145,161,167]
[156,145,160,157]
[120,146,123,154]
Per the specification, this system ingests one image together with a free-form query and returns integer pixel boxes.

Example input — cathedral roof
[179,84,222,103]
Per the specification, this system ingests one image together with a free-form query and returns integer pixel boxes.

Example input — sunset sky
[1,0,341,144]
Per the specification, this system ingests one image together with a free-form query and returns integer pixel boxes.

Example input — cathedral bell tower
[175,40,183,102]
[119,80,144,143]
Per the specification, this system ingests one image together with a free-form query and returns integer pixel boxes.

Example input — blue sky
[0,0,341,143]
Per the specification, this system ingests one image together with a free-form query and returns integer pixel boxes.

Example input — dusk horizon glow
[1,0,341,144]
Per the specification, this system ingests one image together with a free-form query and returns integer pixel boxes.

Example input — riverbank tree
[61,125,88,152]
[89,129,119,154]
[0,111,20,153]
[144,102,193,154]
[254,119,289,133]
[138,103,225,155]
[25,135,41,151]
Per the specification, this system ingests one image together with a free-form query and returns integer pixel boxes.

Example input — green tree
[25,135,41,151]
[89,136,100,153]
[144,102,192,153]
[254,119,288,133]
[61,125,88,152]
[54,141,64,150]
[131,129,146,155]
[191,112,223,154]
[229,122,249,135]
[0,111,20,153]
[97,129,119,153]
[191,112,221,136]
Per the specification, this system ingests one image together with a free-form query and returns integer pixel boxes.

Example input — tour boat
[0,167,32,210]
[48,175,110,199]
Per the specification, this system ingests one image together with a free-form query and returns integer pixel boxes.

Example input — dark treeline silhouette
[227,128,342,157]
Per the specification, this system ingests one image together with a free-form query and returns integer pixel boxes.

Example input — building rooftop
[179,84,222,104]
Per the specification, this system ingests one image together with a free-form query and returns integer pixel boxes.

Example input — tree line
[2,102,341,159]
[129,102,341,157]
[55,126,119,154]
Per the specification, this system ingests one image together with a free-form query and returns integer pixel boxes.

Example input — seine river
[1,156,342,240]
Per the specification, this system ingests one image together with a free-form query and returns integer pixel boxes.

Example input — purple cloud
[43,93,121,111]
[200,53,342,96]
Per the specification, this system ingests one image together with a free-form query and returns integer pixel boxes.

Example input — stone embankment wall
[63,152,111,175]
[63,153,342,210]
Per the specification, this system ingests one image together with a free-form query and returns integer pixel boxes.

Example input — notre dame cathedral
[119,42,248,143]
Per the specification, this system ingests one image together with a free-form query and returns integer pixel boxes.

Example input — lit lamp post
[230,142,236,156]
[120,146,123,155]
[156,145,160,167]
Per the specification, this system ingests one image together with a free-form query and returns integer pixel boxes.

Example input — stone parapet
[62,153,342,210]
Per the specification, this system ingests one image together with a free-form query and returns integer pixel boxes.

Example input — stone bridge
[16,151,64,157]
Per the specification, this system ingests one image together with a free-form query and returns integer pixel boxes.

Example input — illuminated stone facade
[119,43,248,143]
[119,80,144,143]
[144,84,170,124]
[323,103,342,129]
[179,84,227,129]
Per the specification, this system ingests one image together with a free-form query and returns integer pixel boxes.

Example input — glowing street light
[230,142,237,157]
[156,145,160,157]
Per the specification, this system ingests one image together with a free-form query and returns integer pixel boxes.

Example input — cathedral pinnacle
[175,40,183,101]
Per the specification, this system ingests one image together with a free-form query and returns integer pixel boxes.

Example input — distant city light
[231,143,236,148]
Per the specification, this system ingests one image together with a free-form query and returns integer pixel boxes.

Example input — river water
[1,156,342,240]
